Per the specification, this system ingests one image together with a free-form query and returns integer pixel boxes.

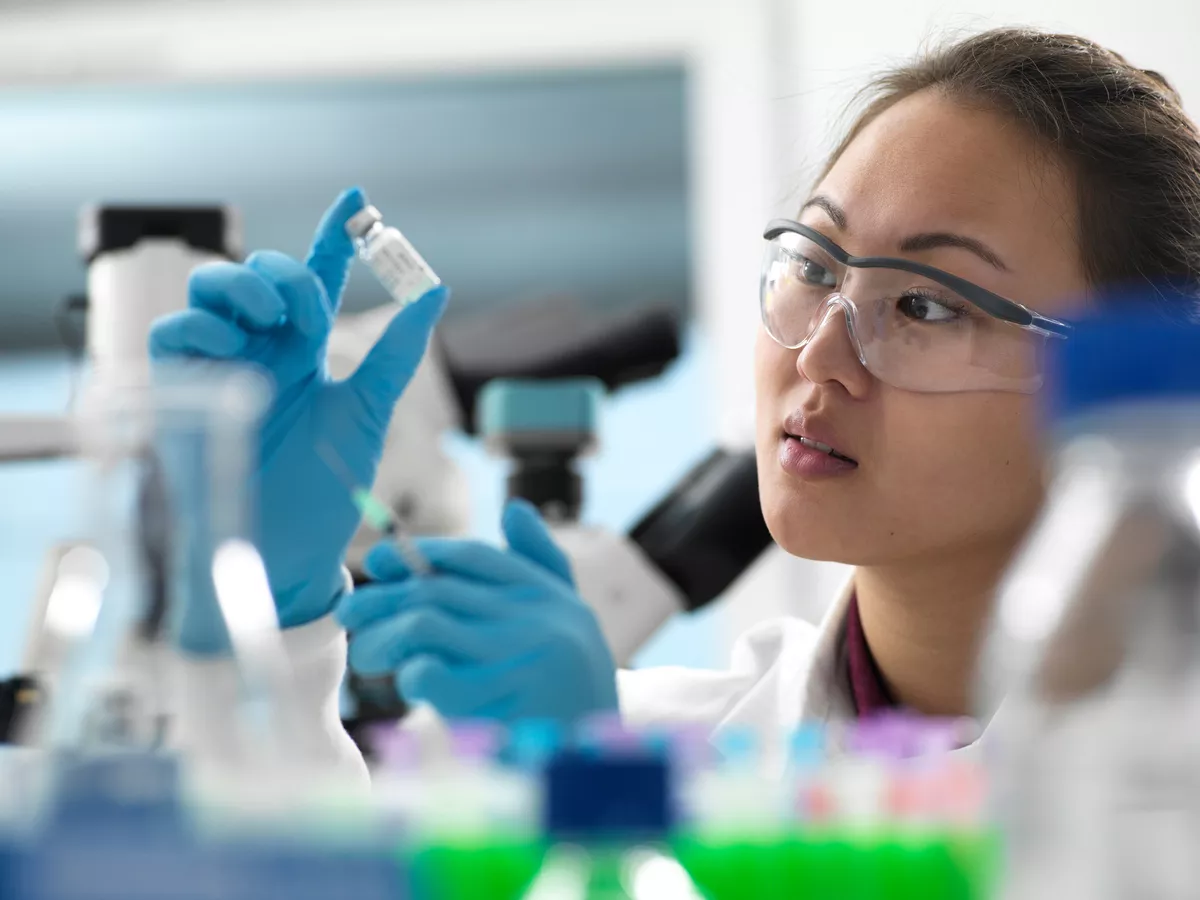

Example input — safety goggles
[760,220,1071,393]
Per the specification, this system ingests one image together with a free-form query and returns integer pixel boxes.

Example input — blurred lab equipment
[0,715,995,899]
[0,207,239,465]
[14,752,399,900]
[0,205,243,742]
[26,364,271,755]
[524,745,702,900]
[478,378,603,524]
[81,205,242,373]
[978,306,1200,900]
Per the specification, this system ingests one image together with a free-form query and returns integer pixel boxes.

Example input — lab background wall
[0,0,1196,677]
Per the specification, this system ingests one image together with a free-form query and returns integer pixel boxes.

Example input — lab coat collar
[713,575,857,772]
[777,575,857,727]
[712,574,991,771]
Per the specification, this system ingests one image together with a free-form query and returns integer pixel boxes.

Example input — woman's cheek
[884,393,1046,547]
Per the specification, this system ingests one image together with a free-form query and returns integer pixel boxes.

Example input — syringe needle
[316,441,431,576]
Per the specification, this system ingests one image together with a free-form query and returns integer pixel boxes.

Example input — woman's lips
[778,435,859,478]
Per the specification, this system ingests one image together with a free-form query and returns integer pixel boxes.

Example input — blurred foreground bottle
[977,307,1200,900]
[522,748,703,900]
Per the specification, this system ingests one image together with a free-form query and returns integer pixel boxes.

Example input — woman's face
[755,89,1089,566]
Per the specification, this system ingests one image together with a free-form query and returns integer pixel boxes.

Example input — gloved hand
[335,499,619,723]
[149,188,449,654]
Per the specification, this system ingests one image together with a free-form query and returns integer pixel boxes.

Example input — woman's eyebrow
[799,195,847,230]
[899,232,1010,272]
[801,193,1010,272]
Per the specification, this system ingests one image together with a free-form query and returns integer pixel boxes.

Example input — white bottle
[344,204,440,308]
[977,311,1200,900]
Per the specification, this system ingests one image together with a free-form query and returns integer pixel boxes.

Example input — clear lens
[760,233,1051,393]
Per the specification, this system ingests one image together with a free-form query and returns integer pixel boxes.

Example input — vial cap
[1048,299,1200,422]
[345,205,383,239]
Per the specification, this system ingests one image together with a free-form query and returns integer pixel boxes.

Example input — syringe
[316,442,430,577]
[317,442,429,721]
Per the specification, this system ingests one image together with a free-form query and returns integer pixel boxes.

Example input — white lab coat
[617,578,859,772]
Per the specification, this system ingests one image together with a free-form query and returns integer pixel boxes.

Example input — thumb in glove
[501,498,575,585]
[340,284,449,432]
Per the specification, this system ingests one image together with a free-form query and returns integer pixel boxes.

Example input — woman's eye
[799,258,837,288]
[897,292,966,322]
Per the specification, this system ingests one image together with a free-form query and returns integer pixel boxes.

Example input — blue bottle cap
[544,751,672,840]
[1048,301,1200,422]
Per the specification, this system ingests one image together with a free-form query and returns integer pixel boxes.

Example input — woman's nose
[796,297,873,397]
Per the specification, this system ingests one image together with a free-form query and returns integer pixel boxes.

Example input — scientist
[151,27,1200,765]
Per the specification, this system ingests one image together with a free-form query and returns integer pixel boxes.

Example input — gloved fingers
[361,540,420,583]
[304,187,365,314]
[408,536,564,593]
[396,654,520,718]
[337,574,512,633]
[502,498,575,584]
[148,309,249,359]
[347,606,540,673]
[187,262,286,330]
[245,250,333,341]
[343,285,449,429]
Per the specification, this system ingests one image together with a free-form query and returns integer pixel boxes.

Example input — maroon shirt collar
[845,592,898,718]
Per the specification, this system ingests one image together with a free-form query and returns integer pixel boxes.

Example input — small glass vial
[344,204,441,307]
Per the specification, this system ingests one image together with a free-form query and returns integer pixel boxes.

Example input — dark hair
[825,28,1200,306]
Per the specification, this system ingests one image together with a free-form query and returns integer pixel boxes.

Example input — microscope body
[81,206,240,371]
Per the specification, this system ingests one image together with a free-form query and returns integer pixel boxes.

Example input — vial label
[363,233,439,307]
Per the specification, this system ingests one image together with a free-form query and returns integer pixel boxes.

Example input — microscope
[1,205,241,745]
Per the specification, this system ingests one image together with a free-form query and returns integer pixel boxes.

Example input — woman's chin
[763,510,862,565]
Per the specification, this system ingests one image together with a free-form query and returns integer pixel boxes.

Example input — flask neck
[1052,399,1200,520]
[1055,399,1200,455]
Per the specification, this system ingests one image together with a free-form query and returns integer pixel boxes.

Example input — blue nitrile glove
[335,499,618,724]
[148,188,449,654]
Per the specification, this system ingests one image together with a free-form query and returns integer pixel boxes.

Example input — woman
[153,28,1200,767]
